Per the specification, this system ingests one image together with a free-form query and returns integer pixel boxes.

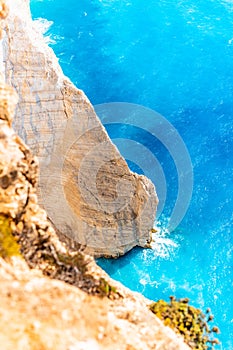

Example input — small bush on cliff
[96,277,118,298]
[0,214,21,258]
[150,296,220,349]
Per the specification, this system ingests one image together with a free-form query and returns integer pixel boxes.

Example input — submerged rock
[1,0,158,257]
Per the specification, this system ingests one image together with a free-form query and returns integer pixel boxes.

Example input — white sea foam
[150,220,179,259]
[139,272,160,292]
[33,17,56,44]
[222,0,233,12]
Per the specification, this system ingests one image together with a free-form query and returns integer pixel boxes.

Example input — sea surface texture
[31,1,232,348]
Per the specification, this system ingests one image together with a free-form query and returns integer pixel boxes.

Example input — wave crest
[33,17,56,44]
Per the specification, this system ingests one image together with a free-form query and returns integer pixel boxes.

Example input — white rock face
[2,0,158,257]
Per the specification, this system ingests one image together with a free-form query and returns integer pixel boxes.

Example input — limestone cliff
[0,258,191,350]
[1,0,158,257]
[0,71,190,349]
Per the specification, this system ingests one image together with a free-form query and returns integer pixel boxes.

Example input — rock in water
[1,0,158,257]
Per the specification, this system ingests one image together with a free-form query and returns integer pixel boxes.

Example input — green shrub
[0,214,21,258]
[97,277,118,298]
[150,296,220,349]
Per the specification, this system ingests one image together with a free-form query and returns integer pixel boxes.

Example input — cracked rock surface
[0,69,190,350]
[2,0,158,257]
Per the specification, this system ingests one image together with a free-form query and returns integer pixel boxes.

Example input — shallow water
[31,1,233,348]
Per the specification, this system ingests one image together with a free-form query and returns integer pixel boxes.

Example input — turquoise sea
[31,1,233,348]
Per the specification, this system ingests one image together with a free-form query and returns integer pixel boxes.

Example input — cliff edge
[0,64,190,349]
[1,0,158,257]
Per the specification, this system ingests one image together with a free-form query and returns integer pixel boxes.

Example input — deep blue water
[31,1,233,348]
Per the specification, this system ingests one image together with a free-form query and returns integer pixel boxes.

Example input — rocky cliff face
[0,66,190,349]
[1,0,158,257]
[0,257,191,350]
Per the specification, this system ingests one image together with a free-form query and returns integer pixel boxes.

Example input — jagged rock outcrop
[0,77,90,290]
[0,71,190,350]
[1,0,158,257]
[0,257,191,350]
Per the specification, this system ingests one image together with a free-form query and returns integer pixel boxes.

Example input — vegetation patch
[96,277,118,298]
[150,296,220,349]
[0,214,21,259]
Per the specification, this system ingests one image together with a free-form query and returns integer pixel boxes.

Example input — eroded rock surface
[0,72,190,350]
[1,0,158,257]
[0,257,191,350]
[0,78,123,295]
